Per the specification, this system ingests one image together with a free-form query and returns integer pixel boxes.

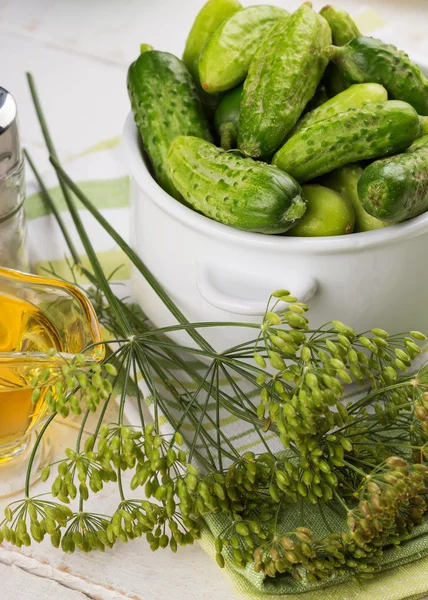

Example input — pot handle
[197,261,318,316]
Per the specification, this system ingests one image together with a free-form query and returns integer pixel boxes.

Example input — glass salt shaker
[0,87,28,271]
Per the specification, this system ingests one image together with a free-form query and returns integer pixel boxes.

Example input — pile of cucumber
[127,1,428,236]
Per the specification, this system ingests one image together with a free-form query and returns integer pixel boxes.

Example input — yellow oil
[0,294,63,456]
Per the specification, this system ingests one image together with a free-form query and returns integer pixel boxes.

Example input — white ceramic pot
[123,59,428,351]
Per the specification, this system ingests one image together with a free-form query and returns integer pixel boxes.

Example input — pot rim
[123,54,428,255]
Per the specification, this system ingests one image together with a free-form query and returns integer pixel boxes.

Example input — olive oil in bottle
[0,293,63,457]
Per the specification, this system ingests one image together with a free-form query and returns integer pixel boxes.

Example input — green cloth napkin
[199,512,428,600]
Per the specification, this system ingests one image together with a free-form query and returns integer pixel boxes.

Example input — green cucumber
[167,136,307,234]
[214,84,242,150]
[273,100,424,183]
[199,5,288,94]
[182,0,241,84]
[127,51,212,200]
[288,184,354,237]
[320,6,360,98]
[322,165,388,232]
[358,135,428,223]
[326,37,428,115]
[292,83,388,135]
[319,5,360,46]
[238,4,331,159]
[139,43,154,54]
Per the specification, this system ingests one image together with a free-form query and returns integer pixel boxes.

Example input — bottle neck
[0,159,25,222]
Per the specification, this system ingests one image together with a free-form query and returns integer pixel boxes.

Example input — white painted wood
[0,561,90,600]
[1,1,427,598]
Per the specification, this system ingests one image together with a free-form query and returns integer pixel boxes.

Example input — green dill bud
[302,470,313,486]
[305,373,318,389]
[266,311,282,325]
[330,358,345,370]
[395,359,408,372]
[272,289,290,298]
[284,312,308,329]
[268,485,280,502]
[331,320,348,333]
[337,370,352,384]
[340,438,353,452]
[371,328,389,338]
[254,353,266,369]
[166,499,176,518]
[31,388,41,405]
[277,330,295,343]
[104,363,118,376]
[281,295,297,303]
[301,346,311,362]
[337,334,351,348]
[297,482,307,497]
[406,340,422,354]
[289,303,308,314]
[269,351,285,371]
[256,373,267,387]
[79,483,89,501]
[283,404,296,418]
[395,348,411,363]
[410,331,427,340]
[235,523,249,536]
[214,552,224,568]
[359,336,376,352]
[213,483,226,501]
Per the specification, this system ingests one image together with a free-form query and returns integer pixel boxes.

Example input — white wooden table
[0,0,427,598]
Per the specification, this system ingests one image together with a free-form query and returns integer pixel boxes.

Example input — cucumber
[199,5,288,94]
[182,0,241,84]
[358,135,428,223]
[326,37,428,115]
[292,83,388,135]
[273,100,424,183]
[238,4,331,159]
[319,5,360,46]
[167,136,307,234]
[320,6,360,98]
[214,84,242,150]
[139,43,154,54]
[288,185,354,237]
[127,51,212,200]
[322,165,388,232]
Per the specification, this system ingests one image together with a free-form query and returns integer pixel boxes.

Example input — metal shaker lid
[0,87,22,178]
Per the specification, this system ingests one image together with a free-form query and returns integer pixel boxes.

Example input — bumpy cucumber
[358,135,428,223]
[288,185,354,237]
[167,136,307,234]
[199,5,288,94]
[319,5,360,46]
[292,83,388,135]
[127,51,212,200]
[320,6,360,98]
[214,84,242,150]
[326,37,428,115]
[273,100,424,183]
[182,0,241,83]
[238,4,331,159]
[322,165,388,232]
